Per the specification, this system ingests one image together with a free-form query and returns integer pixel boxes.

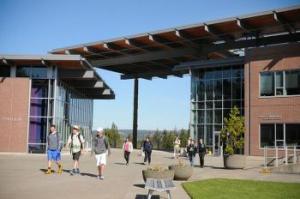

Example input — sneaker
[57,164,63,174]
[70,169,76,176]
[100,175,104,180]
[45,169,52,175]
[76,168,80,175]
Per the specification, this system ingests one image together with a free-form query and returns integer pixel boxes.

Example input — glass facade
[15,65,94,153]
[190,65,244,148]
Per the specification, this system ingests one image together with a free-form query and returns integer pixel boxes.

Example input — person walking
[45,124,63,174]
[173,136,181,159]
[198,138,206,168]
[143,137,153,165]
[122,137,133,165]
[67,125,85,175]
[186,139,197,166]
[94,127,110,180]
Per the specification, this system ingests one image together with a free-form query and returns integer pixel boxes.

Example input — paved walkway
[0,149,299,199]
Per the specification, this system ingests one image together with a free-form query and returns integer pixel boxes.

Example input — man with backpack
[45,124,63,174]
[93,127,110,180]
[67,125,85,175]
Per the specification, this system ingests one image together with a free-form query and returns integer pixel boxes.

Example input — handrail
[264,145,299,168]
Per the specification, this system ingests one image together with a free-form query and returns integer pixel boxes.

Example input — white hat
[72,125,80,130]
[96,127,104,132]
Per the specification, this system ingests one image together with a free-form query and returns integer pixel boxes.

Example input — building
[0,54,114,153]
[1,5,300,155]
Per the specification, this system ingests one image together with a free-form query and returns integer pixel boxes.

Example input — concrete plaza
[0,149,299,199]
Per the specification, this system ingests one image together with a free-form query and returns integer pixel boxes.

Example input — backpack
[71,133,84,150]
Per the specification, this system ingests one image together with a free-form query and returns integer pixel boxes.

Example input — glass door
[213,131,221,156]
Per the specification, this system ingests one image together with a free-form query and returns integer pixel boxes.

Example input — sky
[0,0,299,130]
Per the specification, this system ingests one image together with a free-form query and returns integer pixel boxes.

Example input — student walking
[198,138,206,168]
[186,140,197,166]
[173,136,181,159]
[94,127,110,180]
[45,124,63,174]
[143,137,153,165]
[122,138,133,165]
[67,125,85,175]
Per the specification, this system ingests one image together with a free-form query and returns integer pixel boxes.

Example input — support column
[132,78,139,149]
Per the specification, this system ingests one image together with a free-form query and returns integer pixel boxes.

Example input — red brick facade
[0,78,30,152]
[244,43,300,156]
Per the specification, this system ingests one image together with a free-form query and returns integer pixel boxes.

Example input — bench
[145,178,176,199]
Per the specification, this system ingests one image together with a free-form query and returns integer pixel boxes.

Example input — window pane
[198,110,205,124]
[197,81,205,100]
[0,66,10,77]
[276,124,283,140]
[260,124,275,147]
[16,66,31,77]
[31,67,48,79]
[206,80,214,100]
[206,125,213,146]
[31,80,48,98]
[276,72,283,87]
[198,102,204,109]
[286,124,300,147]
[197,125,204,140]
[206,110,213,124]
[30,99,48,116]
[214,79,222,100]
[223,79,231,99]
[260,72,274,96]
[286,70,300,95]
[232,78,242,99]
[214,109,222,124]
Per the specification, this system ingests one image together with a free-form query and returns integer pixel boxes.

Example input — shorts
[95,153,107,166]
[72,151,81,160]
[47,149,61,161]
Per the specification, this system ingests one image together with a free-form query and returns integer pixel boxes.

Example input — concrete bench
[145,178,176,199]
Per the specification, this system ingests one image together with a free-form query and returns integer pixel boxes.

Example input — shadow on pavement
[40,169,55,173]
[114,162,126,165]
[134,162,146,165]
[80,172,97,178]
[133,184,145,189]
[135,194,160,199]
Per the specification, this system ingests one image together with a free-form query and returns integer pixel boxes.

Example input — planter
[142,169,175,182]
[223,154,246,169]
[169,165,193,180]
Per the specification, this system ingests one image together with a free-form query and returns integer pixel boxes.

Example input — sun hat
[96,127,104,132]
[72,125,80,130]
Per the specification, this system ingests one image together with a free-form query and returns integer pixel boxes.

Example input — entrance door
[213,131,221,156]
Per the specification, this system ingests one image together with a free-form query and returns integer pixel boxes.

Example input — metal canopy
[0,54,115,99]
[50,5,300,80]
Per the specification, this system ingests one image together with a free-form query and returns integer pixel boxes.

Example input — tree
[162,130,176,150]
[152,129,162,149]
[220,106,245,155]
[105,123,121,148]
[179,129,189,147]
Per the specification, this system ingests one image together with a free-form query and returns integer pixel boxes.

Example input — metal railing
[264,145,299,168]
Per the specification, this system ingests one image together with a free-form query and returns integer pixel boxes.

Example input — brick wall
[0,78,30,152]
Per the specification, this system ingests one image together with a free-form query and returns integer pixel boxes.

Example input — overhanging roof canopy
[50,5,300,80]
[0,54,115,99]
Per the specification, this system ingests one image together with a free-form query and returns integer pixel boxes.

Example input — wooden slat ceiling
[50,5,300,79]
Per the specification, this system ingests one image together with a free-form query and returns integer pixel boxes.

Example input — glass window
[31,67,48,79]
[261,124,275,147]
[16,66,31,77]
[198,102,204,109]
[275,72,284,95]
[286,124,300,146]
[197,81,205,101]
[31,80,48,98]
[206,80,214,100]
[0,66,10,77]
[286,70,300,95]
[206,110,213,124]
[260,72,274,96]
[198,110,205,124]
[214,79,222,100]
[223,79,231,99]
[30,99,48,116]
[232,78,241,99]
[206,101,213,109]
[214,109,222,124]
[197,125,204,140]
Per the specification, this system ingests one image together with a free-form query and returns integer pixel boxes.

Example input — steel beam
[273,11,295,34]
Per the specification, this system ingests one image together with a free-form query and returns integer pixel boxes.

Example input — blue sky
[0,0,299,130]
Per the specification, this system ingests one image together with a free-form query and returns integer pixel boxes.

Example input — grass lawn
[182,178,300,199]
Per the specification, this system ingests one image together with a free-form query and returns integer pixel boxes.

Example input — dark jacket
[187,144,197,156]
[198,143,206,155]
[143,141,153,152]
